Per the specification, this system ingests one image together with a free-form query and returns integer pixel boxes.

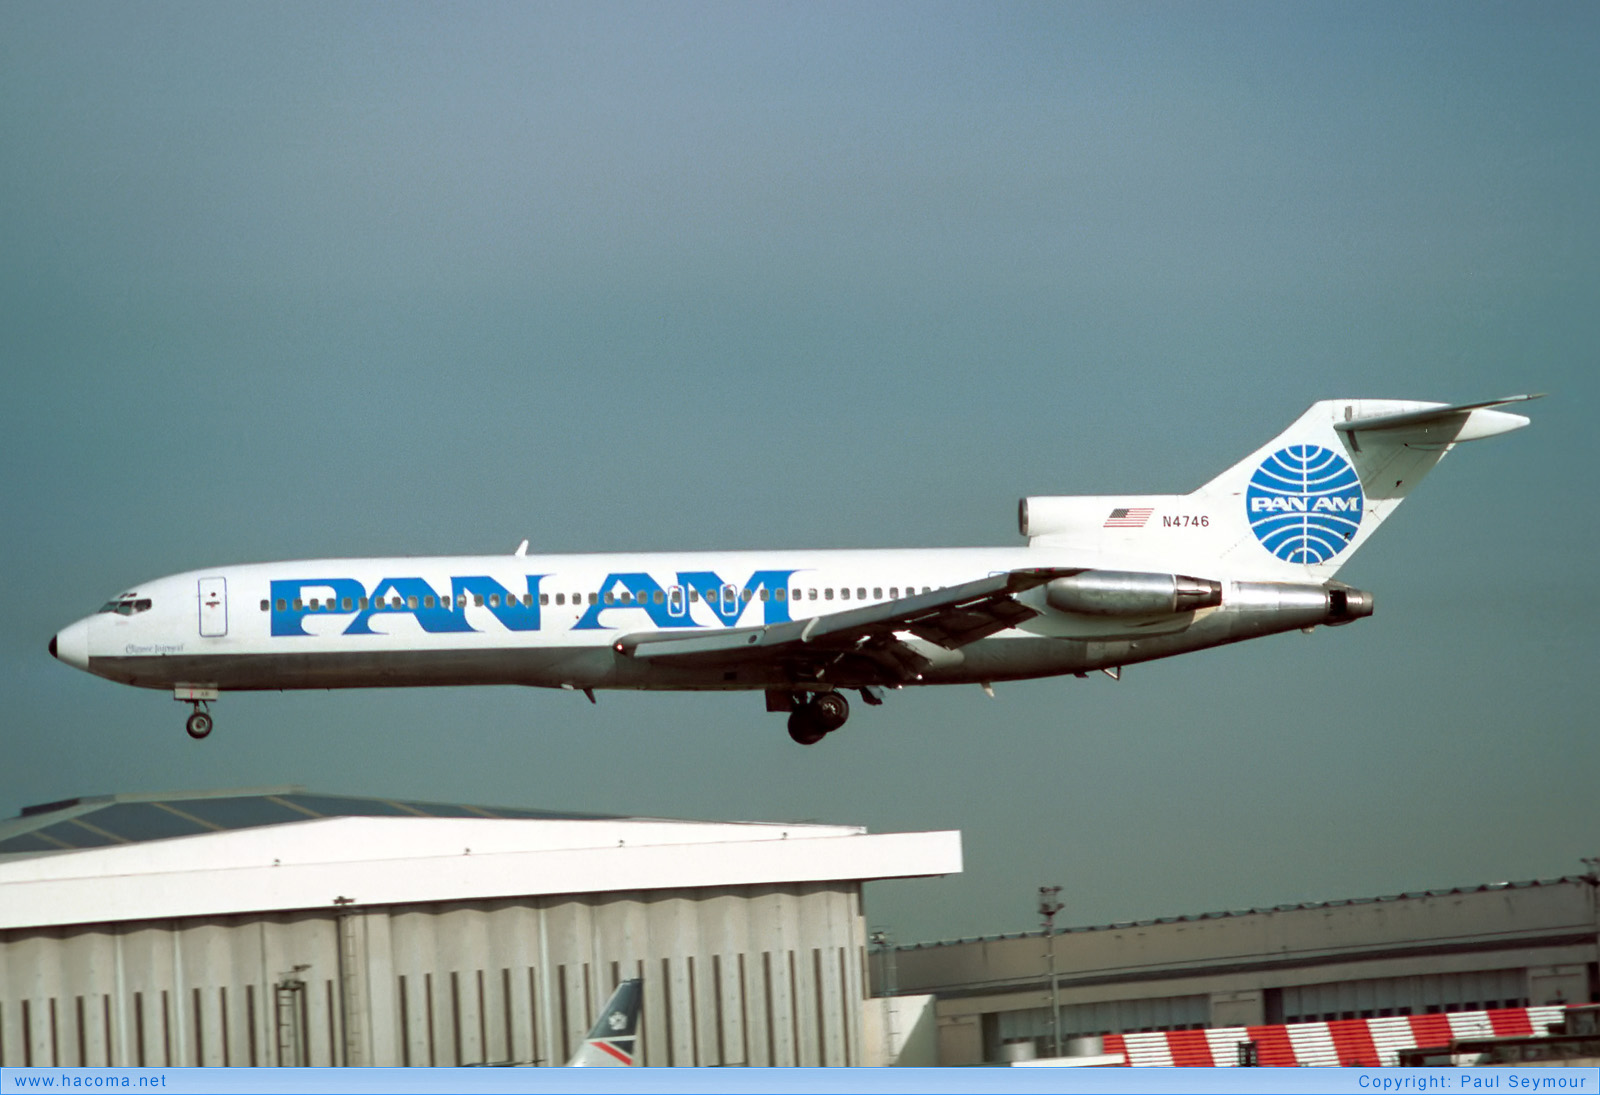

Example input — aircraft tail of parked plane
[566,978,642,1066]
[50,396,1538,745]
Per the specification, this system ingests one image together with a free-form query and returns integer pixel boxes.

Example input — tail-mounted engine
[1045,571,1223,617]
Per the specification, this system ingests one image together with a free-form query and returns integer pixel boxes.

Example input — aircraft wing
[612,568,1074,682]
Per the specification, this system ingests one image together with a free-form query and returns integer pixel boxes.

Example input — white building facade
[0,788,961,1067]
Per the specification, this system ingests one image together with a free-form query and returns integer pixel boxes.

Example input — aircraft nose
[52,618,91,670]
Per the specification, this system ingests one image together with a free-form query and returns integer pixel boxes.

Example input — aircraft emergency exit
[50,397,1538,745]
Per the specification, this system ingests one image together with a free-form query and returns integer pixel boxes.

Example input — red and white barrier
[1102,1005,1569,1066]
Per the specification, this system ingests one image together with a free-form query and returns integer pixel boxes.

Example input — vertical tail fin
[1196,396,1538,580]
[1020,396,1537,581]
[566,977,642,1066]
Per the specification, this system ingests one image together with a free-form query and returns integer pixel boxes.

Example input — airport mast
[1038,886,1064,1058]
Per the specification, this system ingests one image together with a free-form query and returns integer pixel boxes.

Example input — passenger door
[198,576,228,637]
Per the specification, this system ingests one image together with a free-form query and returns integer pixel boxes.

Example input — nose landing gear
[185,706,214,740]
[175,684,219,740]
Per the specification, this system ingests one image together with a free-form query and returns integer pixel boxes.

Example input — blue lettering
[574,573,673,630]
[574,570,796,631]
[270,578,367,637]
[679,570,796,627]
[344,577,475,635]
[451,575,546,631]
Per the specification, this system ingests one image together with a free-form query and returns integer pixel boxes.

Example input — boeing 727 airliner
[50,397,1537,744]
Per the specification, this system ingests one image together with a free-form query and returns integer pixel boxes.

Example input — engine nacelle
[1045,570,1223,617]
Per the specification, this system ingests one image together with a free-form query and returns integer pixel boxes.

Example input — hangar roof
[0,785,611,855]
[0,787,963,932]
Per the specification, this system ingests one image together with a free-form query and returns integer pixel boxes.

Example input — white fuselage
[51,545,1350,698]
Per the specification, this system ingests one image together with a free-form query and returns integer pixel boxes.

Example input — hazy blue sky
[4,2,1596,944]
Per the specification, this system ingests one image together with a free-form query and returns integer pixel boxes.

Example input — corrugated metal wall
[0,882,867,1067]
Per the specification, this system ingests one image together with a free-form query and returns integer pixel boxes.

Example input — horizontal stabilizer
[1333,394,1542,442]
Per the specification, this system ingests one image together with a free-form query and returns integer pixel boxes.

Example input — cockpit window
[97,597,152,616]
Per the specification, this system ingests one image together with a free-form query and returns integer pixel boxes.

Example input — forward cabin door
[198,576,228,637]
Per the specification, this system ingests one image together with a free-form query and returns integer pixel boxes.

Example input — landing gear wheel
[185,710,213,740]
[787,712,826,746]
[811,691,850,733]
[784,692,851,744]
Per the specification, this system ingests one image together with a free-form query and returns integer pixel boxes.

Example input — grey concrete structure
[0,788,960,1067]
[875,876,1600,1066]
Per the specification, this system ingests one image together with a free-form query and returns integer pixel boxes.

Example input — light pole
[1038,886,1064,1058]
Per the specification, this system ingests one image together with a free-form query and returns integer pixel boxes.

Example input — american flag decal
[1104,507,1154,528]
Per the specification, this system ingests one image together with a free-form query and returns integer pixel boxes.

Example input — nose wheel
[174,685,219,740]
[185,706,214,739]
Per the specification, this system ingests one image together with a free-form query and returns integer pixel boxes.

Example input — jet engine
[1045,571,1223,617]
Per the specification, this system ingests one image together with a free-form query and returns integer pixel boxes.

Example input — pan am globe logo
[1246,445,1364,564]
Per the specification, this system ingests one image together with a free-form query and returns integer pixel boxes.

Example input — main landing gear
[175,685,219,740]
[787,692,850,745]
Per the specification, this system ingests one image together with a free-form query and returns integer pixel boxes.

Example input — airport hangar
[0,786,960,1068]
[875,869,1600,1066]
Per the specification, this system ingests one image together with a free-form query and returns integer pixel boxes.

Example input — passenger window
[605,592,616,605]
[294,599,303,611]
[741,588,752,603]
[276,599,287,612]
[489,594,500,607]
[474,595,484,607]
[424,595,435,609]
[775,588,786,602]
[540,593,549,606]
[407,596,419,609]
[359,597,369,610]
[653,590,664,605]
[342,597,353,611]
[260,599,269,612]
[840,588,850,600]
[588,592,598,605]
[523,594,533,607]
[554,593,564,605]
[873,587,882,600]
[825,588,834,600]
[890,587,898,599]
[857,587,866,600]
[809,589,817,600]
[310,598,320,610]
[759,589,769,602]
